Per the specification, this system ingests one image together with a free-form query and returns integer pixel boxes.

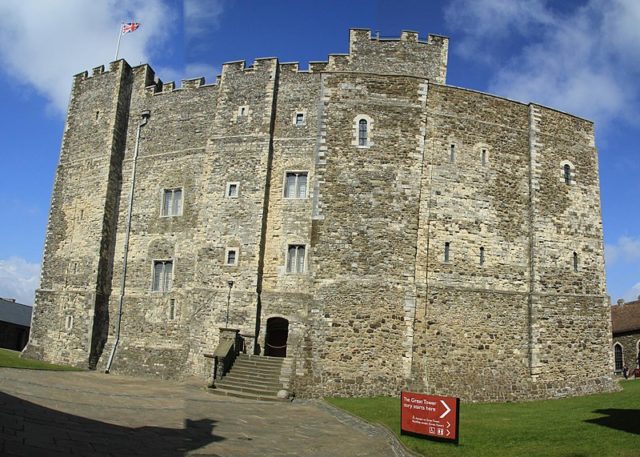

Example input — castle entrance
[265,317,288,357]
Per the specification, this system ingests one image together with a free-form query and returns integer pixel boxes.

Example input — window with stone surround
[169,299,176,320]
[481,148,488,166]
[560,161,575,185]
[614,343,623,372]
[65,315,73,331]
[286,244,306,273]
[353,115,373,148]
[284,172,308,198]
[152,260,173,292]
[450,144,456,163]
[358,119,368,146]
[294,112,305,126]
[161,188,183,217]
[226,182,239,198]
[225,248,238,266]
[573,252,578,272]
[444,242,450,262]
[480,246,485,266]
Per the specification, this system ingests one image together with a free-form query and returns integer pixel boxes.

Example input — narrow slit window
[358,119,368,146]
[573,252,578,272]
[564,164,571,185]
[480,247,485,266]
[169,299,176,320]
[152,260,173,292]
[450,144,456,163]
[481,149,487,166]
[287,245,306,273]
[444,242,450,262]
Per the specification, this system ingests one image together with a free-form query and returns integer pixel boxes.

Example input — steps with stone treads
[209,354,291,401]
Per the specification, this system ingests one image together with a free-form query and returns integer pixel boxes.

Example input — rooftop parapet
[347,28,449,83]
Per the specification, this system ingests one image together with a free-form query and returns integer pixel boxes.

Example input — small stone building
[24,29,616,401]
[611,299,640,374]
[0,298,32,351]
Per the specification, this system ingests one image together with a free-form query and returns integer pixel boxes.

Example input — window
[65,315,73,331]
[162,188,182,217]
[614,343,623,372]
[480,247,485,266]
[295,112,305,126]
[287,245,306,273]
[284,172,308,198]
[226,182,239,198]
[238,105,248,117]
[573,252,578,272]
[152,260,173,292]
[358,119,368,146]
[450,144,456,163]
[564,164,571,185]
[444,242,450,262]
[169,299,176,320]
[481,149,487,166]
[353,115,373,148]
[225,248,238,266]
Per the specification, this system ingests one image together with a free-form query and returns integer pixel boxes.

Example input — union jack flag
[122,22,141,34]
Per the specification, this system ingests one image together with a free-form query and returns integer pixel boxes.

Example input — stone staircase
[210,354,292,401]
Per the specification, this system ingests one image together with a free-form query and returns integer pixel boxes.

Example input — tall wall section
[293,31,448,397]
[24,62,133,366]
[96,65,220,376]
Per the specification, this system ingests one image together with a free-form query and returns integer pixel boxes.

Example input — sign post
[400,391,460,444]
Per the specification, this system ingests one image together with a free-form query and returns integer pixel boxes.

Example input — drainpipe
[105,110,150,373]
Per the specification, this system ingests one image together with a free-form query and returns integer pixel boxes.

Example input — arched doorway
[265,317,288,357]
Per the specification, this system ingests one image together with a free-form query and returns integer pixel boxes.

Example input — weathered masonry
[25,29,616,401]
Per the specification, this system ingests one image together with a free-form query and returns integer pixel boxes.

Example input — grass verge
[0,348,82,371]
[327,381,640,457]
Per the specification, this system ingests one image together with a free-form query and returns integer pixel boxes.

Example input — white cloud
[605,235,640,266]
[622,282,640,302]
[185,63,220,84]
[0,257,40,305]
[184,0,226,40]
[445,0,640,127]
[0,0,175,115]
[155,63,220,86]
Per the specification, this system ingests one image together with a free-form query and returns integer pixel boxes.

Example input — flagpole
[114,23,123,61]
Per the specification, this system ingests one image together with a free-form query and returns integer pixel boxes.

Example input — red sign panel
[401,391,460,443]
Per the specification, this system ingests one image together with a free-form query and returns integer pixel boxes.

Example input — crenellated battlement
[73,27,449,97]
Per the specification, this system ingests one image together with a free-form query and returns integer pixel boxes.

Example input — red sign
[401,391,460,444]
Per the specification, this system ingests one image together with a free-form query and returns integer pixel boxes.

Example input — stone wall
[27,29,615,401]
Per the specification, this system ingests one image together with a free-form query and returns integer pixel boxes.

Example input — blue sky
[0,0,638,305]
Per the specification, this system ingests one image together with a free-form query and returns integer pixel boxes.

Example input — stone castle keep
[25,29,616,401]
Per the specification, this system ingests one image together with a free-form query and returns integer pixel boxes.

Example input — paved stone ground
[0,368,410,457]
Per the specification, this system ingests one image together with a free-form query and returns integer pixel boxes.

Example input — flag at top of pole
[114,21,142,61]
[122,22,141,34]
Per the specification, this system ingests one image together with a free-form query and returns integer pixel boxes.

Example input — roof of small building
[0,298,32,328]
[611,299,640,334]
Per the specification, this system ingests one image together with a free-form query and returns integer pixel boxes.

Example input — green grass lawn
[0,348,82,371]
[327,381,640,457]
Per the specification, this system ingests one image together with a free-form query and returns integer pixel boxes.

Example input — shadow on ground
[0,391,223,456]
[585,409,640,435]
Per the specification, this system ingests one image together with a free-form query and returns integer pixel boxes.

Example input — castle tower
[26,29,615,401]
